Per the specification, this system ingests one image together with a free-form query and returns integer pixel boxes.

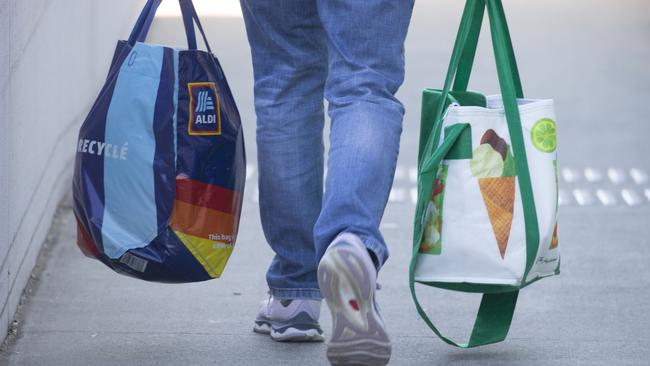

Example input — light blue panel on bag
[102,43,164,259]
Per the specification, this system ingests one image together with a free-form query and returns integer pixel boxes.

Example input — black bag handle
[127,0,214,54]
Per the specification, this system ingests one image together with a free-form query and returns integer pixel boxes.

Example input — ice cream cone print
[549,223,559,249]
[471,129,517,259]
[478,176,515,258]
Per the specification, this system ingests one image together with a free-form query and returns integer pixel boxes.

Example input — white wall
[0,0,143,342]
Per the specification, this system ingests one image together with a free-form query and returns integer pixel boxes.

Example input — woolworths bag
[410,0,560,347]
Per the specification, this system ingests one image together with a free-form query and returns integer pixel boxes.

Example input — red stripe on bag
[75,216,101,258]
[175,178,240,215]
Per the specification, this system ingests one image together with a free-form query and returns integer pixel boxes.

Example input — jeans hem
[269,287,323,300]
[359,235,389,272]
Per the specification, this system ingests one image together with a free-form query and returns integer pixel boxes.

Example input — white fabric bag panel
[414,96,560,286]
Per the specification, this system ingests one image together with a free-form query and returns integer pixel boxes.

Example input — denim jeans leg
[314,0,415,268]
[240,0,328,299]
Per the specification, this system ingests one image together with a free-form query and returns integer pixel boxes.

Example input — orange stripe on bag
[169,200,237,244]
[175,178,241,215]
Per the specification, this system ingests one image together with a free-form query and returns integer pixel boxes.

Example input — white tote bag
[410,0,560,348]
[414,95,560,285]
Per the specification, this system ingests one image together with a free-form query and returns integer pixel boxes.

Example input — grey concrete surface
[2,0,650,365]
[0,0,143,344]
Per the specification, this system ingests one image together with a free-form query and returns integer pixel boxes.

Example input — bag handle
[411,0,540,348]
[128,0,158,45]
[178,0,215,54]
[451,0,484,92]
[128,0,193,48]
[452,1,522,95]
[487,0,539,280]
[420,0,523,167]
[418,0,485,173]
[127,0,214,54]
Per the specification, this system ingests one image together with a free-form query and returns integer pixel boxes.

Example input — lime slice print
[531,118,557,153]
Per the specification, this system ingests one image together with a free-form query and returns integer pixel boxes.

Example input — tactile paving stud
[607,168,626,184]
[621,189,642,206]
[584,168,604,183]
[562,168,581,183]
[573,189,595,206]
[596,189,617,206]
[630,168,649,185]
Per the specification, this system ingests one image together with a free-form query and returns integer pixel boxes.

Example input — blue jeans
[240,0,414,300]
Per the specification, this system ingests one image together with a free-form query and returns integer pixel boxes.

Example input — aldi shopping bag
[410,0,560,347]
[73,0,245,283]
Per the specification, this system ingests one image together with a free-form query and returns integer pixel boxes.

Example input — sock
[367,249,380,271]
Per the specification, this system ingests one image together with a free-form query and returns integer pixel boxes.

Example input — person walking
[239,0,414,364]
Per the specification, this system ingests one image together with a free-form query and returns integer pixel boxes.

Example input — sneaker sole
[271,327,325,342]
[255,320,324,342]
[318,235,391,365]
[253,321,271,335]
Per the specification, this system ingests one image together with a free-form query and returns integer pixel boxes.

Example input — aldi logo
[188,82,222,136]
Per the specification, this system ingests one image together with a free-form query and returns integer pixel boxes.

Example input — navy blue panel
[98,228,211,283]
[176,50,245,193]
[213,54,247,196]
[152,47,177,233]
[107,41,134,81]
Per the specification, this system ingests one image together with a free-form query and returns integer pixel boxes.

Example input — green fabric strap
[486,0,539,280]
[453,0,523,97]
[418,0,483,171]
[409,278,518,348]
[444,124,473,160]
[453,1,484,92]
[410,0,540,348]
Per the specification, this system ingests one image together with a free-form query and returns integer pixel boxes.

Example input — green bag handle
[452,1,522,95]
[487,0,540,281]
[452,0,485,92]
[418,0,484,172]
[419,0,523,166]
[411,0,540,348]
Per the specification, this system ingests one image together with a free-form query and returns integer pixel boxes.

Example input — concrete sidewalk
[2,0,650,364]
[1,188,649,365]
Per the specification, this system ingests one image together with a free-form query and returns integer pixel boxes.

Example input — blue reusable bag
[72,0,246,283]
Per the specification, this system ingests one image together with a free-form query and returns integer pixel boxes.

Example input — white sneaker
[253,295,325,342]
[318,233,391,365]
